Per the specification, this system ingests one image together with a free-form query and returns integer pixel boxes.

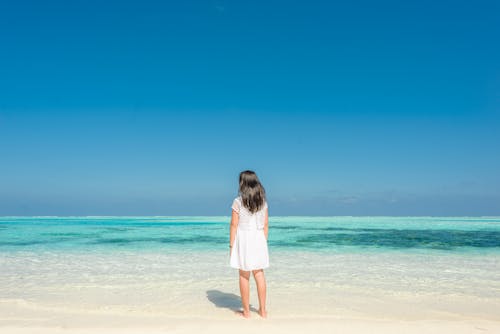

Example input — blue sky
[0,0,499,215]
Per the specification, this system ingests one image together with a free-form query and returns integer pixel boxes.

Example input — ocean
[1,216,499,253]
[1,216,499,321]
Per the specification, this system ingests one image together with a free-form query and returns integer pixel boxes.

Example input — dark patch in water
[294,229,500,249]
[41,232,87,237]
[271,225,301,230]
[0,238,72,246]
[325,227,375,231]
[90,235,226,245]
[102,227,130,232]
[92,222,220,227]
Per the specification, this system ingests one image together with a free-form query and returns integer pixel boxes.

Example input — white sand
[1,250,499,333]
[1,280,499,334]
[2,318,500,334]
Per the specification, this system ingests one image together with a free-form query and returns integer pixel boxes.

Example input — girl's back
[232,196,268,231]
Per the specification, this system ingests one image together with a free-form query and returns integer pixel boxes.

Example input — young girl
[229,170,269,319]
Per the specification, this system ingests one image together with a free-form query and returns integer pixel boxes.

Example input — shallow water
[1,216,499,320]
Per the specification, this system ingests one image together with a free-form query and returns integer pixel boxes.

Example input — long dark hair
[238,170,266,213]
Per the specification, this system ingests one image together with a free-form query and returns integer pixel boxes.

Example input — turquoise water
[1,216,499,320]
[1,216,499,253]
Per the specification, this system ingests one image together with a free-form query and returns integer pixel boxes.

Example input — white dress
[230,196,269,271]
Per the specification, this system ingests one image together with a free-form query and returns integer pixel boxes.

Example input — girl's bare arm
[229,209,239,253]
[264,208,269,240]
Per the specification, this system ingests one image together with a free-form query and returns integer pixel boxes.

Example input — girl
[229,170,269,319]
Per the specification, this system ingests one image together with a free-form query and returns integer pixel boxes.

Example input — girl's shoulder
[233,196,242,204]
[232,196,268,213]
[231,196,242,213]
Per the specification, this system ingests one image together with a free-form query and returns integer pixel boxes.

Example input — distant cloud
[337,195,360,205]
[266,191,500,216]
[214,3,225,12]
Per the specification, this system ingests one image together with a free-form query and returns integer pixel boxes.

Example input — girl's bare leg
[239,269,251,318]
[252,269,267,318]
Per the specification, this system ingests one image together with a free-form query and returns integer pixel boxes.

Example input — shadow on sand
[206,289,258,313]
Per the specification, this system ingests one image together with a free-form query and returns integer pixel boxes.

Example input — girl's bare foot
[258,308,267,318]
[235,310,250,318]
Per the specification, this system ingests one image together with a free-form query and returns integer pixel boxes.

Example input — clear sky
[0,0,499,216]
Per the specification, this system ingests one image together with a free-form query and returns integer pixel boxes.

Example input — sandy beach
[2,285,500,334]
[2,308,500,334]
[1,251,499,334]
